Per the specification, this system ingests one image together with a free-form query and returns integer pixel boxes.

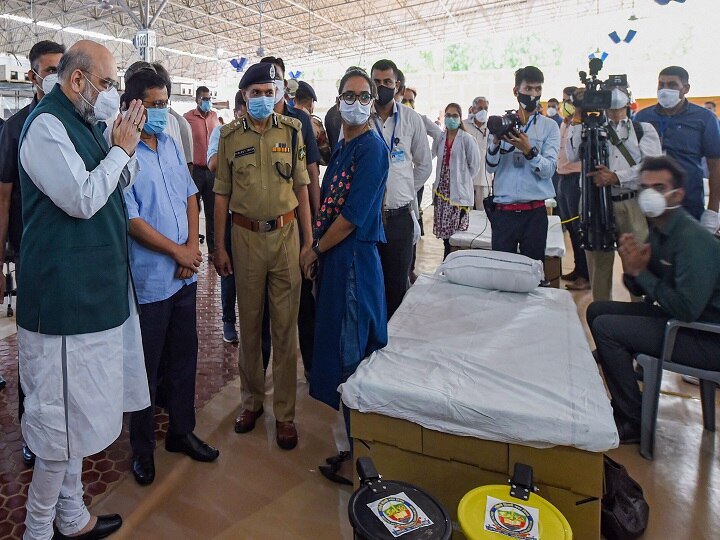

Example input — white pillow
[438,250,544,292]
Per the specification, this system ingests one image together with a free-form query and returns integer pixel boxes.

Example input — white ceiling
[0,0,632,80]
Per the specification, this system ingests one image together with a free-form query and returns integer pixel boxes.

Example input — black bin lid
[349,479,452,540]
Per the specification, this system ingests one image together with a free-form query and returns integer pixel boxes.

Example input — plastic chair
[636,319,720,460]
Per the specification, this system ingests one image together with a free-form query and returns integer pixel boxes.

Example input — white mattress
[340,274,619,452]
[449,210,566,258]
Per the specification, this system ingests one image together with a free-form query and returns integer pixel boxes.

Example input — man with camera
[567,78,663,301]
[485,66,560,262]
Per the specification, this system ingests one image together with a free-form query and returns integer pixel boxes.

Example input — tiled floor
[0,255,239,539]
[1,208,719,539]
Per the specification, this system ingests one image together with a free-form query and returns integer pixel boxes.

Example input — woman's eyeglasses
[339,91,373,106]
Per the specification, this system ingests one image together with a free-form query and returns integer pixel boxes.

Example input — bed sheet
[340,274,618,452]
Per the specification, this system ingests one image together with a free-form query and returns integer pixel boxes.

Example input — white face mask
[610,88,629,110]
[474,110,488,124]
[339,100,371,126]
[79,74,120,123]
[546,107,558,117]
[658,88,681,109]
[274,80,285,104]
[41,73,58,95]
[638,188,680,218]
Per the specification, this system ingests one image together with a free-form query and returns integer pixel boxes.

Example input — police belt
[232,210,296,233]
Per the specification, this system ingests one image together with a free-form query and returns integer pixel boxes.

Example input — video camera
[487,110,522,138]
[577,58,618,251]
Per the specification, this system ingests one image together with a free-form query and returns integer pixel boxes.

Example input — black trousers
[588,301,720,427]
[130,283,198,457]
[378,209,414,319]
[557,173,588,279]
[298,276,315,373]
[192,166,216,252]
[490,206,548,262]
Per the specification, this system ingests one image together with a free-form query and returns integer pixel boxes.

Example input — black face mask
[376,85,396,106]
[517,92,540,112]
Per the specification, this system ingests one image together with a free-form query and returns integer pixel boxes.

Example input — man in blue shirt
[635,66,720,231]
[123,70,219,487]
[486,66,560,261]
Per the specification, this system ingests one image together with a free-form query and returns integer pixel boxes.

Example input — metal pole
[148,0,170,27]
[115,0,143,28]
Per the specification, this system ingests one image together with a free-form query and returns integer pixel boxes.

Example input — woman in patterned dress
[432,102,482,259]
[300,68,389,485]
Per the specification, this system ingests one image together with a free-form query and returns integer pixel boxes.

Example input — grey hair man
[17,40,150,540]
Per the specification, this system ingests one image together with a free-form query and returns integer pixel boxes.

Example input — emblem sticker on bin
[367,491,434,537]
[483,496,540,539]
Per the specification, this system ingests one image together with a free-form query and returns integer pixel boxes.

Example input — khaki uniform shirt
[215,113,310,220]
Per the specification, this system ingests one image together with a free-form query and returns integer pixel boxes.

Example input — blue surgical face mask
[445,117,461,130]
[199,99,212,112]
[144,108,169,135]
[248,96,275,120]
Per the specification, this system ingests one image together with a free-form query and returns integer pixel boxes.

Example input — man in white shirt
[463,96,491,207]
[567,81,663,301]
[370,59,432,318]
[18,40,150,540]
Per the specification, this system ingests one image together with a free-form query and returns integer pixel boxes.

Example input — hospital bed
[449,210,566,287]
[341,274,618,539]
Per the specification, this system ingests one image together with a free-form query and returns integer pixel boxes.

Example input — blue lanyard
[657,115,670,141]
[523,112,538,133]
[374,107,400,152]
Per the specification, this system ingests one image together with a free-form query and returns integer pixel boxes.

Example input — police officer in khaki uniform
[213,63,312,450]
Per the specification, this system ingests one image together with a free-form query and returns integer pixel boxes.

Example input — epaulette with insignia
[277,114,302,132]
[220,117,244,137]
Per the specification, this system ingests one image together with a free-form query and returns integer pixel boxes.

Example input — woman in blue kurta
[300,68,389,485]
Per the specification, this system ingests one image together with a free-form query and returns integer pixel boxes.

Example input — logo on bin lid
[484,496,539,539]
[368,491,433,537]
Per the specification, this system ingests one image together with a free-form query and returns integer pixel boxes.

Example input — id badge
[390,148,406,163]
[512,151,524,168]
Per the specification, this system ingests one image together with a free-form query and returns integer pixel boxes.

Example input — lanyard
[522,112,538,133]
[657,115,670,142]
[374,106,400,152]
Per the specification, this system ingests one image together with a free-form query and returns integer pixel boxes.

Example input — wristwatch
[524,147,539,160]
[312,238,322,257]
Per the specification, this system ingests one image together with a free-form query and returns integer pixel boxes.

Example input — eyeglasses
[81,70,119,92]
[340,91,373,106]
[199,96,212,102]
[402,99,415,105]
[143,99,168,109]
[444,113,460,119]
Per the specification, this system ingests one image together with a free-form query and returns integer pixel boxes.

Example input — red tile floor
[0,261,237,539]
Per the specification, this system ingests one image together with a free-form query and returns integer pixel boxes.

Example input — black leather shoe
[53,514,122,539]
[22,441,36,468]
[165,432,219,462]
[132,454,155,486]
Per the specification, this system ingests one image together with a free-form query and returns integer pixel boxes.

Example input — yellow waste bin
[458,464,572,540]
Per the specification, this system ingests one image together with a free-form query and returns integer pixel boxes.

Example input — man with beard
[17,40,150,539]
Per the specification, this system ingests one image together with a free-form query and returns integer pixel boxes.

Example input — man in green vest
[17,40,150,540]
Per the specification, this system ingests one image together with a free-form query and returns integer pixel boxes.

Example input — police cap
[239,62,277,89]
[296,81,317,102]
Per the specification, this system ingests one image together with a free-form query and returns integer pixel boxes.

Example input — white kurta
[18,113,150,461]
